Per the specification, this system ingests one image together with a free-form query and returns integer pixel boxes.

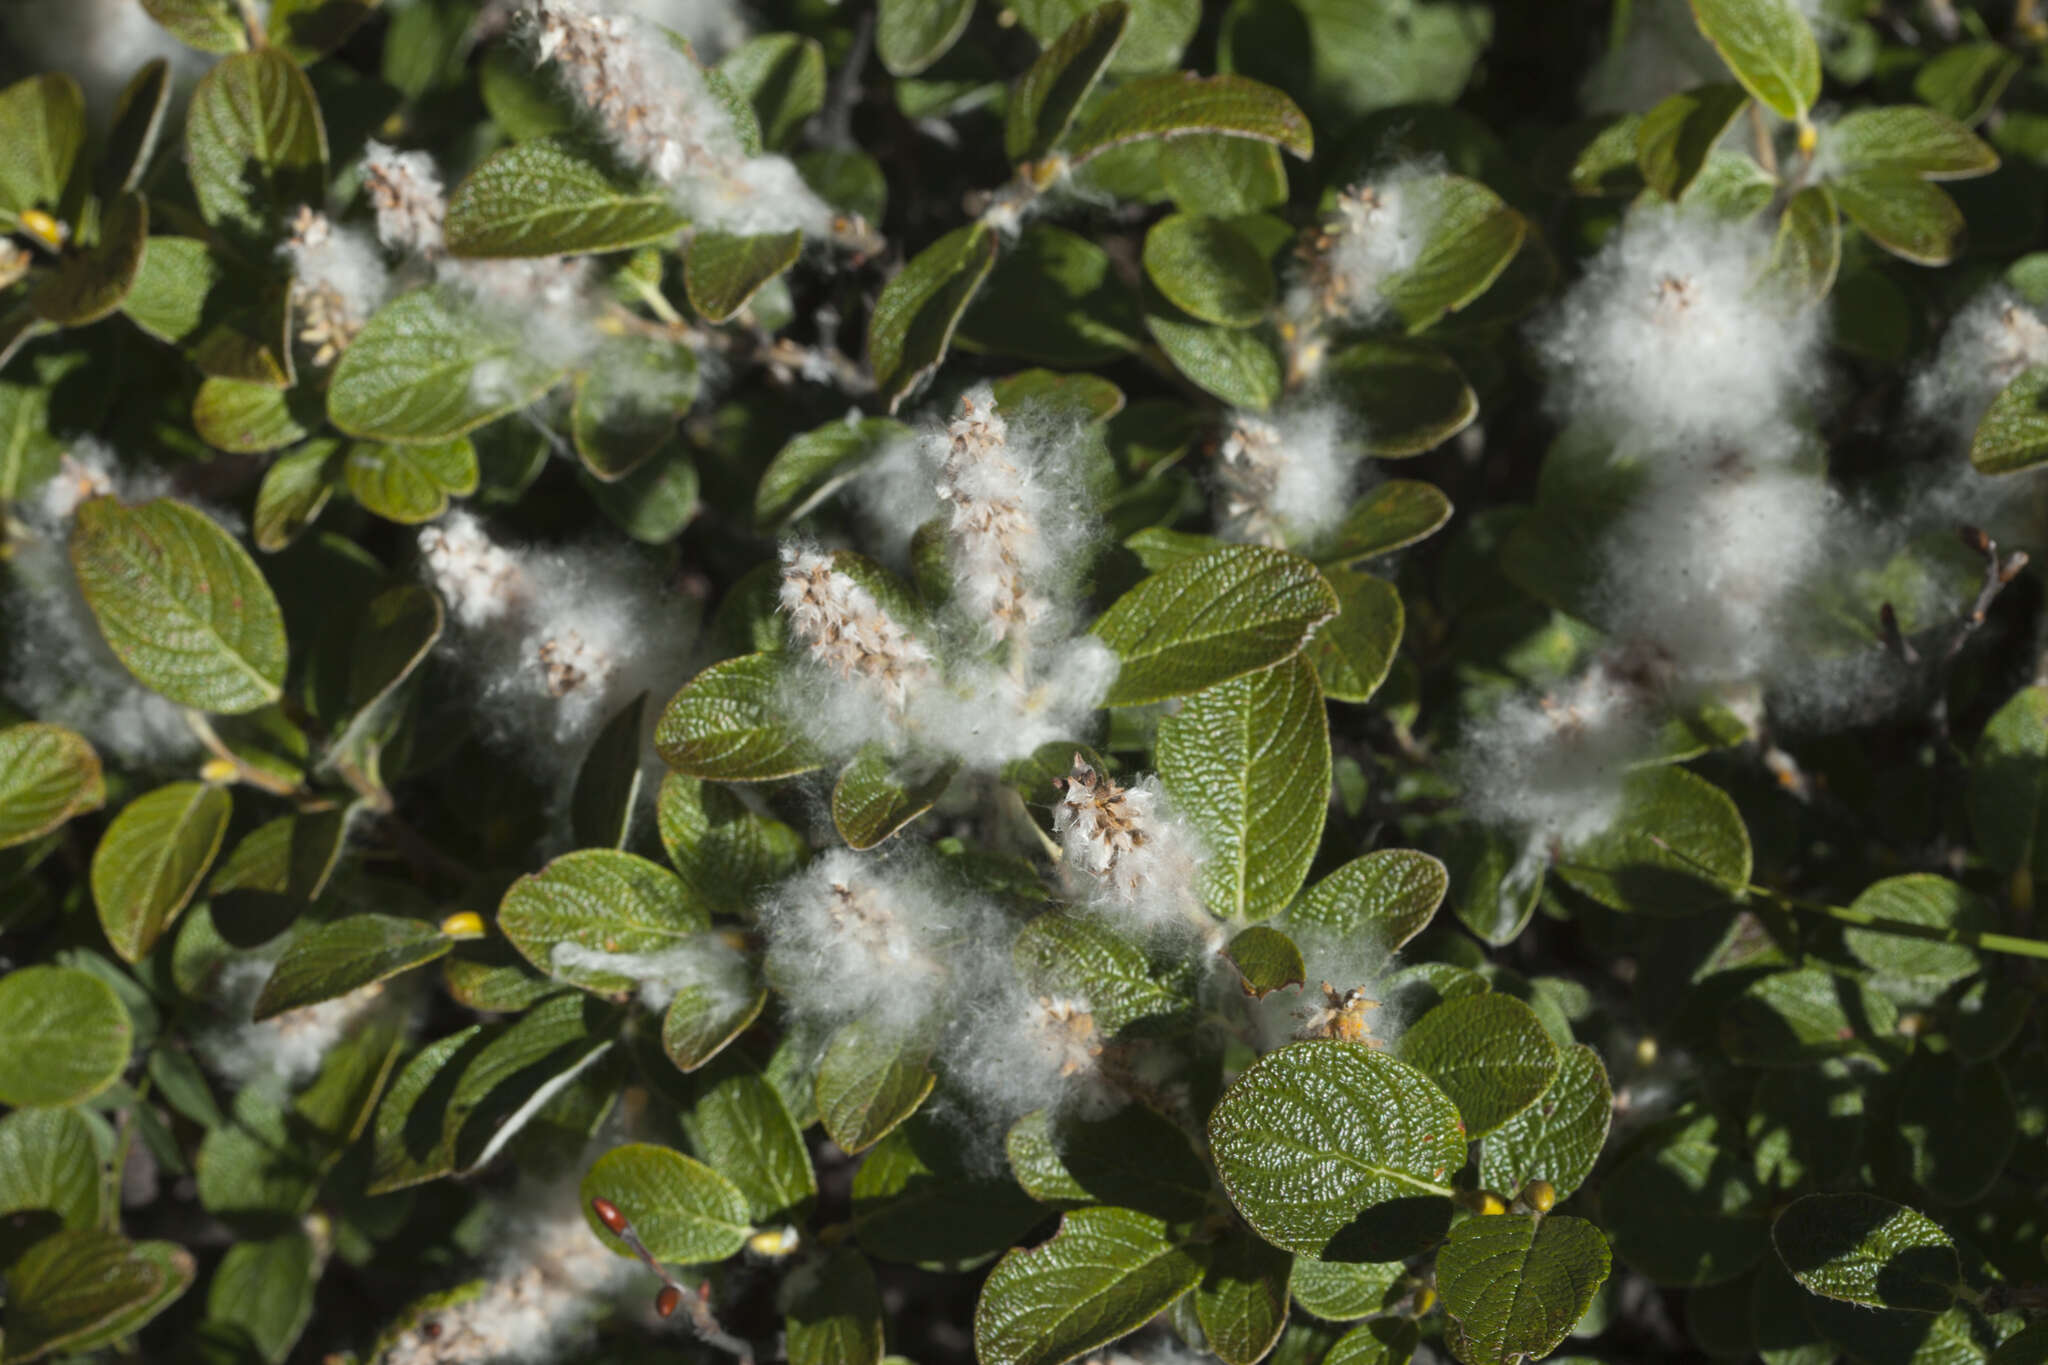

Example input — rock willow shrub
[9,0,2048,1362]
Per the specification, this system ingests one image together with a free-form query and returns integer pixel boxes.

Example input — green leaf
[571,336,696,482]
[1307,566,1402,704]
[681,1053,816,1224]
[1841,874,1985,987]
[69,496,288,713]
[328,287,564,443]
[1825,107,1998,179]
[1012,911,1196,1033]
[32,192,149,327]
[1756,183,1840,312]
[960,226,1146,366]
[755,416,913,527]
[269,0,379,62]
[1376,177,1527,332]
[253,915,453,1020]
[91,782,232,963]
[852,1114,1047,1268]
[1896,1048,2016,1206]
[816,1012,938,1154]
[1160,135,1288,215]
[1325,340,1477,457]
[570,692,649,851]
[1772,1194,1960,1313]
[184,50,327,240]
[656,653,825,781]
[1552,765,1750,914]
[0,966,131,1107]
[1208,1040,1464,1259]
[1973,685,2048,871]
[1833,170,1965,266]
[499,850,706,994]
[1688,0,1821,122]
[832,747,956,849]
[1014,0,1197,74]
[192,377,311,455]
[1325,1319,1418,1365]
[1721,966,1900,1067]
[1226,925,1307,998]
[583,439,699,543]
[1970,368,2048,477]
[444,994,619,1172]
[1637,84,1750,200]
[1436,1215,1611,1365]
[1478,1043,1612,1202]
[440,136,686,257]
[1602,1109,1767,1287]
[140,0,249,53]
[0,74,85,223]
[367,1025,486,1194]
[1146,307,1283,407]
[686,230,806,323]
[659,942,765,1073]
[877,0,976,76]
[1007,2,1131,162]
[1143,213,1274,327]
[0,1106,103,1236]
[784,1247,884,1365]
[1396,994,1559,1139]
[1067,73,1313,164]
[1196,1227,1294,1365]
[1091,544,1337,706]
[1,1230,168,1364]
[0,724,104,849]
[581,1142,754,1264]
[1157,655,1329,920]
[720,33,828,151]
[1004,1104,1212,1221]
[1914,44,2021,127]
[120,238,219,345]
[344,437,478,522]
[972,1207,1204,1365]
[1289,849,1447,952]
[1289,1258,1402,1324]
[869,223,999,413]
[342,582,445,721]
[656,772,807,913]
[205,1231,318,1365]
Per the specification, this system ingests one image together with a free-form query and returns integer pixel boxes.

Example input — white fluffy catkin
[1052,755,1212,944]
[194,960,391,1092]
[1216,402,1359,551]
[283,207,390,365]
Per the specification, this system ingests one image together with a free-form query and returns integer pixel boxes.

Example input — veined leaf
[1478,1043,1612,1202]
[0,723,104,849]
[498,850,706,995]
[254,915,454,1020]
[91,782,233,963]
[868,223,998,412]
[444,136,687,257]
[1771,1194,1960,1313]
[184,50,327,240]
[972,1207,1204,1365]
[328,287,565,443]
[580,1142,753,1264]
[1688,0,1821,122]
[1067,73,1312,164]
[1007,2,1130,162]
[1396,994,1559,1139]
[655,653,824,781]
[1437,1215,1611,1365]
[0,966,132,1108]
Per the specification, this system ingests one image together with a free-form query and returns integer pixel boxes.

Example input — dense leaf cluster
[4,1,2048,1364]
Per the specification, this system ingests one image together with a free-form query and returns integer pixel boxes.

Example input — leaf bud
[199,757,240,785]
[747,1225,801,1257]
[1519,1179,1557,1213]
[18,209,67,251]
[590,1196,628,1235]
[655,1284,683,1318]
[439,910,487,939]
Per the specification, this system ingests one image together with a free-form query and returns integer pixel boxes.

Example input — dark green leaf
[1552,766,1751,915]
[1146,306,1283,407]
[1,1230,169,1364]
[572,336,695,481]
[1396,994,1559,1139]
[1007,2,1131,162]
[1288,849,1447,952]
[184,50,327,240]
[253,915,453,1020]
[1196,1227,1293,1365]
[498,849,706,994]
[1757,183,1840,312]
[1970,368,2048,477]
[1638,84,1750,200]
[1003,1104,1211,1221]
[877,0,977,76]
[192,377,312,455]
[0,74,86,222]
[719,33,828,151]
[1325,340,1477,457]
[1143,213,1274,327]
[1478,1043,1612,1202]
[1376,177,1526,332]
[1307,566,1402,704]
[442,135,688,257]
[328,287,564,443]
[1437,1215,1611,1365]
[686,230,805,323]
[972,1207,1204,1365]
[816,1013,937,1154]
[32,192,149,327]
[832,746,956,849]
[1772,1194,1960,1313]
[655,771,807,913]
[655,653,824,781]
[571,692,649,850]
[681,1052,816,1224]
[868,223,999,412]
[1067,73,1313,163]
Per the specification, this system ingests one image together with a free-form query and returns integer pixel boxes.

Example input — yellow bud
[1478,1191,1509,1216]
[439,911,487,939]
[1797,121,1818,158]
[1412,1284,1437,1316]
[747,1226,800,1258]
[199,757,240,785]
[1520,1179,1557,1213]
[1634,1035,1658,1067]
[19,209,67,250]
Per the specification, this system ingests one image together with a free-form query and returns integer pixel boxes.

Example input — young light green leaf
[184,50,327,240]
[1006,2,1130,162]
[1841,874,1986,987]
[344,437,479,523]
[1824,106,1998,179]
[1157,655,1329,920]
[140,0,249,52]
[70,496,287,714]
[1688,0,1821,122]
[1208,1040,1464,1259]
[1396,994,1559,1139]
[655,653,824,781]
[1307,566,1402,704]
[1143,213,1275,327]
[1325,340,1477,457]
[1146,307,1283,408]
[498,850,706,994]
[1159,135,1289,216]
[877,0,976,76]
[869,223,999,412]
[0,966,132,1108]
[1771,1194,1960,1313]
[206,1230,319,1365]
[1552,765,1750,915]
[973,1207,1204,1365]
[0,1106,104,1232]
[253,915,454,1020]
[1478,1043,1612,1202]
[1196,1227,1294,1365]
[91,781,232,963]
[328,287,564,443]
[2,1230,169,1364]
[1285,851,1442,962]
[1637,84,1750,200]
[192,377,312,455]
[1970,367,2048,476]
[1067,73,1313,164]
[1437,1214,1611,1365]
[832,747,957,849]
[1832,170,1965,266]
[581,1142,754,1264]
[444,136,687,257]
[816,1013,938,1154]
[0,724,104,849]
[1226,925,1307,998]
[786,1246,886,1365]
[1091,544,1337,706]
[686,230,805,323]
[0,73,85,222]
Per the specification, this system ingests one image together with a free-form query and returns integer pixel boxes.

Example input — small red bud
[591,1197,628,1234]
[655,1285,683,1318]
